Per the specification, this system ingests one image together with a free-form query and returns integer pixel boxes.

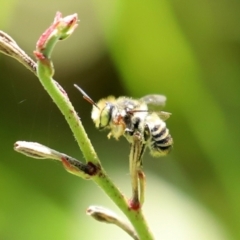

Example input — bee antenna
[74,84,99,109]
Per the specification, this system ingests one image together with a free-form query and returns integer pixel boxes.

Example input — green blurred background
[1,0,240,239]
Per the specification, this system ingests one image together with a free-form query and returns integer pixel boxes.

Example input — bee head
[91,99,115,129]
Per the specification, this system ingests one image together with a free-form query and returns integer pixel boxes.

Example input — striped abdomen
[145,113,173,157]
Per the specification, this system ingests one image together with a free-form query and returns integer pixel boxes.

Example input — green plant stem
[37,60,154,239]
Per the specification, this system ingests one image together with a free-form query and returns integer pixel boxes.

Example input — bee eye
[99,104,113,129]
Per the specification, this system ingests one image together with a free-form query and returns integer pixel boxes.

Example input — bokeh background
[0,1,240,239]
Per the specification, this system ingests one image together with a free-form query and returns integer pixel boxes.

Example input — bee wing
[157,111,172,121]
[141,94,167,106]
[140,94,167,110]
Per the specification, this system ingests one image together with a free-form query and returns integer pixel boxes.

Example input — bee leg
[128,132,144,210]
[137,141,147,206]
[138,169,146,206]
[129,142,140,210]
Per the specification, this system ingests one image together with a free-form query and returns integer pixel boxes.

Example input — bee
[74,84,173,207]
[74,84,173,158]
